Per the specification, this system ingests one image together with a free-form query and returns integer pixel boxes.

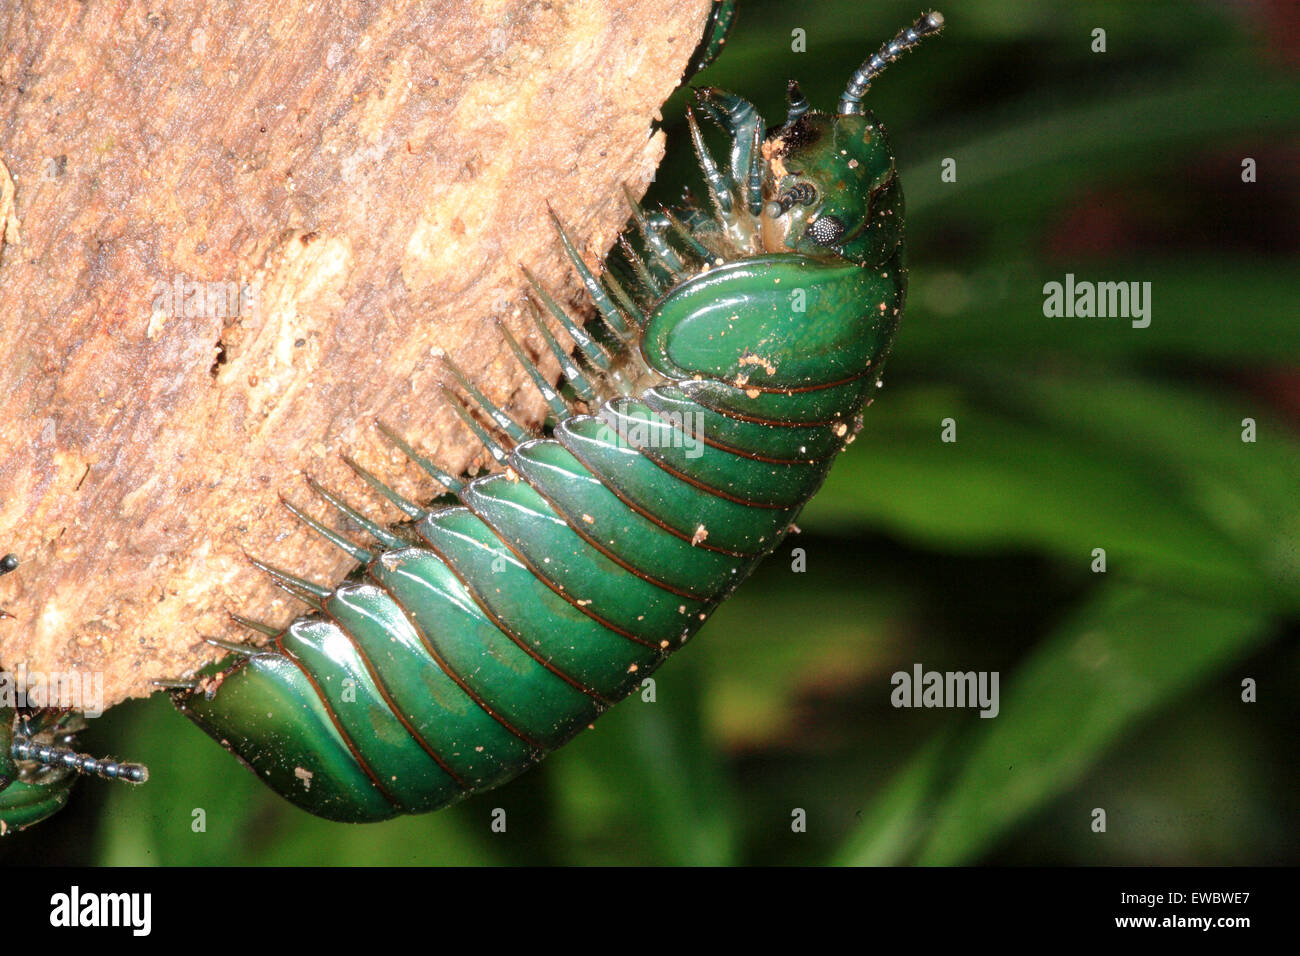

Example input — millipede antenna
[11,739,149,784]
[839,11,944,116]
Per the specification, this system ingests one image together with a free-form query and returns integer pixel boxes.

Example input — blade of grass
[903,74,1300,217]
[835,583,1272,865]
[807,382,1279,608]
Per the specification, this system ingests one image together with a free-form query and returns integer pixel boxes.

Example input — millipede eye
[807,214,846,246]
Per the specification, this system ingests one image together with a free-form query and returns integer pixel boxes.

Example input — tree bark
[0,0,712,708]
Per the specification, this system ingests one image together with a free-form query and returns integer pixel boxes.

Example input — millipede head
[757,12,944,267]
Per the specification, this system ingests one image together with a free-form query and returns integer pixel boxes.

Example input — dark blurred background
[4,0,1298,865]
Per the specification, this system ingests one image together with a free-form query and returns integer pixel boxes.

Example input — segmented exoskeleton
[0,556,148,835]
[687,0,738,75]
[168,12,945,823]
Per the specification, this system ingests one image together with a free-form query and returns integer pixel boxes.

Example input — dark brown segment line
[642,396,836,464]
[364,562,550,754]
[273,634,401,809]
[694,431,832,465]
[459,489,671,644]
[633,444,791,509]
[316,593,469,790]
[730,367,874,395]
[679,366,874,428]
[507,472,716,601]
[556,430,761,558]
[683,400,843,428]
[415,528,616,708]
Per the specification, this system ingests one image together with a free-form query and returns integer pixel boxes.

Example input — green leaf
[830,728,958,867]
[902,260,1300,365]
[545,665,738,865]
[903,74,1300,219]
[808,376,1292,608]
[835,583,1272,865]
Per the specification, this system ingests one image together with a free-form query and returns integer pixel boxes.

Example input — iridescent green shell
[173,13,945,823]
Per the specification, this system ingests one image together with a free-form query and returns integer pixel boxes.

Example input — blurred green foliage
[5,0,1297,865]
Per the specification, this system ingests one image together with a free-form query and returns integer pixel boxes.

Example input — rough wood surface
[0,0,713,708]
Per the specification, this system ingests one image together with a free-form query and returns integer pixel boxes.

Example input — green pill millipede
[163,9,947,823]
[151,9,945,824]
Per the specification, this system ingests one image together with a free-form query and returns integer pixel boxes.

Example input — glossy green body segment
[643,385,844,460]
[641,255,903,388]
[462,476,702,640]
[0,775,73,835]
[172,12,944,823]
[556,416,799,554]
[603,398,833,507]
[687,0,738,76]
[509,440,745,595]
[183,652,398,821]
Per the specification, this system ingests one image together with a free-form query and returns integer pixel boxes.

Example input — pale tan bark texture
[0,0,713,707]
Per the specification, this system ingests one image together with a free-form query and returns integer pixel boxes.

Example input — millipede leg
[205,636,257,656]
[601,270,647,331]
[153,678,199,691]
[617,235,664,299]
[522,300,600,404]
[442,386,511,467]
[623,184,688,277]
[281,494,374,563]
[496,319,573,421]
[658,204,713,260]
[230,613,280,637]
[246,556,330,608]
[305,477,406,550]
[441,355,533,444]
[548,208,636,337]
[693,86,768,219]
[785,79,810,124]
[686,107,733,216]
[521,266,614,371]
[745,124,764,216]
[375,421,465,494]
[341,454,428,522]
